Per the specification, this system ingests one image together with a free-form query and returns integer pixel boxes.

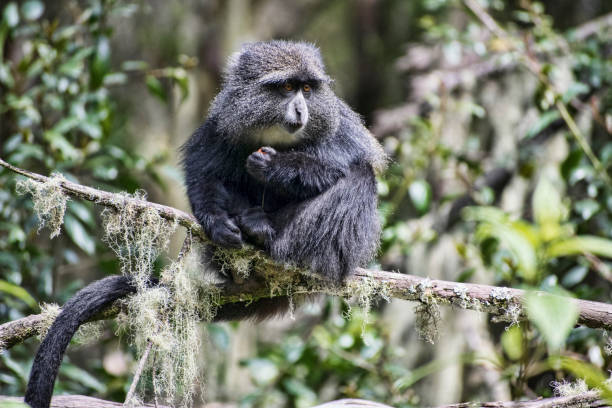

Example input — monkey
[25,40,385,408]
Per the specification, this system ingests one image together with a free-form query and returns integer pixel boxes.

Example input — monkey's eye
[302,84,311,92]
[283,82,294,92]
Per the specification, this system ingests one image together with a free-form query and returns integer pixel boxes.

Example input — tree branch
[0,392,604,408]
[2,158,612,355]
[0,158,205,239]
[0,395,169,408]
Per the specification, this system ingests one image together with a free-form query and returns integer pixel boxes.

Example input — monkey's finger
[225,218,242,234]
[214,228,243,248]
[260,146,277,155]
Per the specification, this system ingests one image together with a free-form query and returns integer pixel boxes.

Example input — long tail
[25,275,288,408]
[25,275,138,408]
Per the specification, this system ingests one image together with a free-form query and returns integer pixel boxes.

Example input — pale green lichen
[38,302,103,345]
[415,302,441,344]
[101,191,222,406]
[102,191,177,291]
[18,179,225,406]
[452,283,470,308]
[123,241,220,407]
[552,379,589,397]
[16,174,69,238]
[410,278,441,344]
[490,286,512,301]
[603,331,612,356]
[343,275,392,338]
[37,303,61,340]
[212,247,260,280]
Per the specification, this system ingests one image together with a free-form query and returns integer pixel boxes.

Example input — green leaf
[121,60,149,71]
[464,206,538,280]
[21,1,44,21]
[574,199,600,220]
[102,72,127,86]
[67,201,95,228]
[43,130,81,161]
[3,3,19,27]
[525,291,578,351]
[7,225,25,248]
[146,75,166,102]
[60,363,106,392]
[561,265,589,287]
[501,325,523,361]
[562,82,590,103]
[532,174,566,227]
[91,37,110,88]
[483,224,538,281]
[408,179,432,214]
[0,63,14,87]
[77,118,102,139]
[525,110,560,140]
[547,236,612,259]
[0,279,37,308]
[52,116,79,134]
[63,214,96,255]
[282,378,317,405]
[170,67,189,101]
[245,358,279,387]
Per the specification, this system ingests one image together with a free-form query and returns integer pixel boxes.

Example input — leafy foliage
[0,0,190,398]
[2,0,612,406]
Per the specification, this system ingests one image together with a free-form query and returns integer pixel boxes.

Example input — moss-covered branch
[2,157,612,352]
[0,157,204,238]
[3,266,612,351]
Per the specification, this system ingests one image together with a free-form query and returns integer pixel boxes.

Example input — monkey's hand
[246,146,277,183]
[208,216,243,248]
[237,207,276,249]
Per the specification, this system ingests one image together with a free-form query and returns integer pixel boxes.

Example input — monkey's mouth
[283,121,304,134]
[252,124,304,146]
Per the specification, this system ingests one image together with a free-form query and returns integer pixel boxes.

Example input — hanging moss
[120,237,221,407]
[102,191,178,291]
[16,174,69,239]
[340,274,392,338]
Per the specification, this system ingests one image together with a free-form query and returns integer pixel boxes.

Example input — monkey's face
[250,80,316,146]
[211,41,341,146]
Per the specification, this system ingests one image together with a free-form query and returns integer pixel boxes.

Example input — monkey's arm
[182,121,248,248]
[246,147,346,199]
[187,179,247,248]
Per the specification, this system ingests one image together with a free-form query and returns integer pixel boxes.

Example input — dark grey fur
[25,40,385,408]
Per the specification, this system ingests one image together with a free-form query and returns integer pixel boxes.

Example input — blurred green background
[2,0,612,407]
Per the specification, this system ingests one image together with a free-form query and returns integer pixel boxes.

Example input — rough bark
[0,393,603,408]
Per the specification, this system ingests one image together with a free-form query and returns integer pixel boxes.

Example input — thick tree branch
[2,158,612,354]
[0,396,169,408]
[3,267,612,350]
[0,392,604,408]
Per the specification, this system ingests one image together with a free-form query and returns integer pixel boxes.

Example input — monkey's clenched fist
[246,146,277,183]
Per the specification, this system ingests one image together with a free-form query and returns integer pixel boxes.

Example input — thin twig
[125,339,154,404]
